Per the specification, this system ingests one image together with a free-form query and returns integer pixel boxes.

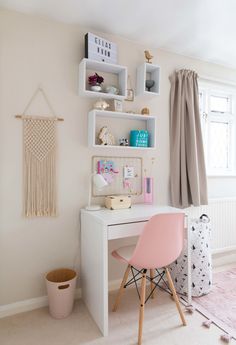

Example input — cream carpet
[1,284,235,345]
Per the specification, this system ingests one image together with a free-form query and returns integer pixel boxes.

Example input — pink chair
[111,213,186,345]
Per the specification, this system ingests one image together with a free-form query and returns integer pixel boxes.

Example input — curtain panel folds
[169,69,208,208]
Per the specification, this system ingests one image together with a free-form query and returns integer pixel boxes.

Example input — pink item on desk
[143,177,153,204]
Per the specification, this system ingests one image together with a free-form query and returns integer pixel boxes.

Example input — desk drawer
[108,221,147,240]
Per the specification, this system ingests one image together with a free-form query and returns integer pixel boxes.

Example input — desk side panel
[81,213,108,336]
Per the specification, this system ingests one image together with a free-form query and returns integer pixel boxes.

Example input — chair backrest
[129,213,185,269]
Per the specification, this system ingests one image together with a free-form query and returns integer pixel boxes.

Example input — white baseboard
[212,249,236,268]
[75,287,82,300]
[1,249,235,319]
[0,295,49,319]
[0,288,82,319]
[212,245,236,255]
[0,279,124,319]
[108,278,122,292]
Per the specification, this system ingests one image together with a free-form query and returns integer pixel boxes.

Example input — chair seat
[112,245,136,263]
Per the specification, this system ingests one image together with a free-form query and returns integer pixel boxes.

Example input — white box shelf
[79,58,127,100]
[88,110,156,150]
[136,62,161,96]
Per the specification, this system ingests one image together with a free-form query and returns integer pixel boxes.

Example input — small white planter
[90,84,102,92]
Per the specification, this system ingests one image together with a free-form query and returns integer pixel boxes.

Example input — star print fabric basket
[169,214,212,297]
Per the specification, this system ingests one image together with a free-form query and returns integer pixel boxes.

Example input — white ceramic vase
[90,84,102,92]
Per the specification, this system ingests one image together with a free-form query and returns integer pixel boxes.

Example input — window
[199,83,236,176]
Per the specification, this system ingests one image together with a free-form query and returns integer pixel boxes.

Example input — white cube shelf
[88,109,156,150]
[79,58,127,100]
[136,62,161,96]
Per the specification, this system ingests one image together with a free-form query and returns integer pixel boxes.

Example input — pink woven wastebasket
[46,268,77,319]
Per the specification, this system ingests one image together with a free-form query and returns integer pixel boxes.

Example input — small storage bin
[105,195,132,210]
[130,130,149,147]
[169,214,212,297]
[46,268,77,319]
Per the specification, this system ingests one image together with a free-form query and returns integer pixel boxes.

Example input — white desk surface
[81,204,183,226]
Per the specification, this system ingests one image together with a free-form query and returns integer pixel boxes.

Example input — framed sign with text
[85,32,117,64]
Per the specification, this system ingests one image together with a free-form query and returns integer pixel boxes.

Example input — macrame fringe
[24,149,57,217]
[23,116,57,217]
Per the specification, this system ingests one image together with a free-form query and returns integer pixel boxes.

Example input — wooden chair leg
[112,264,131,312]
[150,269,155,299]
[138,270,147,345]
[165,267,187,326]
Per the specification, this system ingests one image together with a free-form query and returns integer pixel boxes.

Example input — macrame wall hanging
[15,87,64,217]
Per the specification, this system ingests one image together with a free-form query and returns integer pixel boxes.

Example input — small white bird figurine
[144,50,154,63]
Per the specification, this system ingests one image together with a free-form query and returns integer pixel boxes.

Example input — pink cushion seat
[112,213,184,270]
[112,245,136,263]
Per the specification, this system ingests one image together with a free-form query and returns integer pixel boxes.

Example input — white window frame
[199,82,236,177]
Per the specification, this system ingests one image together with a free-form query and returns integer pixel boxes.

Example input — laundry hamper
[169,214,212,297]
[46,268,77,319]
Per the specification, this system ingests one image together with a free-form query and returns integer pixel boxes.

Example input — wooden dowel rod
[15,115,64,121]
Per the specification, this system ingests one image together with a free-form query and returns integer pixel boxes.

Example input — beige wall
[1,9,236,305]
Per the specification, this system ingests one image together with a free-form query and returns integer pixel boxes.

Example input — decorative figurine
[119,138,129,146]
[144,50,154,63]
[98,126,115,145]
[93,99,109,110]
[105,85,119,95]
[141,107,150,115]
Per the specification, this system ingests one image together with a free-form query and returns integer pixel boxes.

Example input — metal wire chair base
[124,267,172,304]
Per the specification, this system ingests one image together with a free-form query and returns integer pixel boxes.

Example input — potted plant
[88,72,104,92]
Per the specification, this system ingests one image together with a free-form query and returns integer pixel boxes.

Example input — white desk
[81,204,191,336]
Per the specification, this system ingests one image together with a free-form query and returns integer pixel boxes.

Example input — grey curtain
[169,69,208,208]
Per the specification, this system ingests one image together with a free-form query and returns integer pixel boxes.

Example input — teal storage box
[130,130,149,147]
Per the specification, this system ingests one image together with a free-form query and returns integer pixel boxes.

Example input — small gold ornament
[144,50,154,63]
[141,107,150,115]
